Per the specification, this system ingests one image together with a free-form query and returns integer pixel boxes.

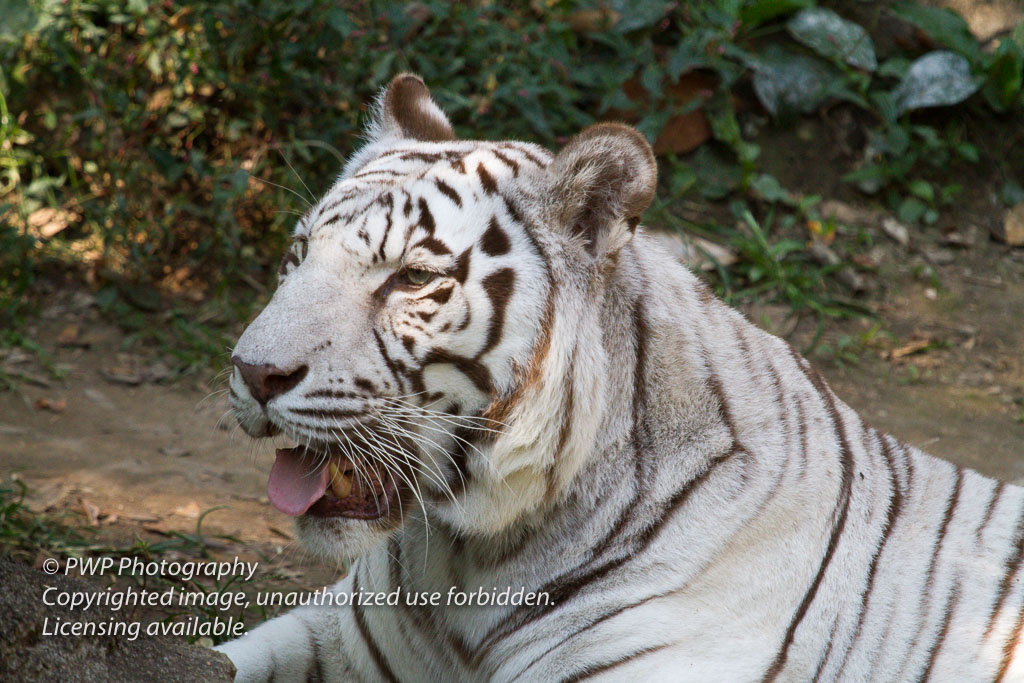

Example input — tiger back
[216,74,1024,682]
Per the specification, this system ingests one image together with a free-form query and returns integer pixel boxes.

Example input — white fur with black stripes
[217,74,1024,682]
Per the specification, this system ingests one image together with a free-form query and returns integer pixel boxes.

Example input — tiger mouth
[268,444,403,521]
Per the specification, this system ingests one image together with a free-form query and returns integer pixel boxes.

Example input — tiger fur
[217,74,1024,682]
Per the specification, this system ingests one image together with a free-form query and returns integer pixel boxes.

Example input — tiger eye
[405,267,434,286]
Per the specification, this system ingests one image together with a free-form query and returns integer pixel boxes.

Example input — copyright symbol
[42,558,60,575]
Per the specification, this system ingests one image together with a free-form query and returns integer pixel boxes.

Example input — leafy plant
[0,0,1019,372]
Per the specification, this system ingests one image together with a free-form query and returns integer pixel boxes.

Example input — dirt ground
[2,206,1021,553]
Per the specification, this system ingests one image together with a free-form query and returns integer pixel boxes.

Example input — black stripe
[762,350,855,682]
[478,268,515,356]
[548,348,576,500]
[996,604,1024,681]
[517,590,672,679]
[373,329,406,393]
[978,481,1006,543]
[412,235,452,256]
[377,192,394,262]
[810,617,840,682]
[900,467,963,672]
[917,577,962,682]
[835,431,905,672]
[477,163,497,194]
[421,348,493,394]
[435,178,462,207]
[491,149,519,176]
[417,197,435,234]
[985,507,1024,639]
[480,215,511,256]
[290,407,363,419]
[351,565,398,682]
[558,643,671,683]
[296,618,324,682]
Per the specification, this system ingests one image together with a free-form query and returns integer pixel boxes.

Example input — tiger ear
[375,73,455,142]
[548,123,657,257]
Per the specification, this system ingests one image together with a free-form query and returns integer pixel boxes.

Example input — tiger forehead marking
[221,74,1024,683]
[292,144,541,279]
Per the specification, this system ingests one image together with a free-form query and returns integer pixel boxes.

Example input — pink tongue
[267,448,330,516]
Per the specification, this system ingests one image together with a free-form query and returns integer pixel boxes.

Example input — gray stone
[0,558,234,682]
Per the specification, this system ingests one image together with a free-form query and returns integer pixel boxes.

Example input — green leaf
[897,196,927,223]
[740,0,815,28]
[877,58,911,80]
[0,0,37,43]
[610,0,674,33]
[956,142,979,163]
[841,163,887,184]
[999,180,1024,207]
[787,8,877,71]
[689,145,744,200]
[326,8,358,38]
[750,173,790,203]
[893,51,982,114]
[752,44,840,117]
[907,179,934,202]
[889,3,980,63]
[982,40,1024,112]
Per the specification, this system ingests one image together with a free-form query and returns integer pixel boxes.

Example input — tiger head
[229,74,657,560]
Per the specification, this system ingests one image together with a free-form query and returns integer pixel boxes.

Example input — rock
[993,204,1024,246]
[0,558,234,682]
[808,241,868,294]
[83,388,116,410]
[941,225,978,248]
[647,230,737,271]
[920,245,955,266]
[881,217,910,247]
[159,446,192,458]
[818,199,883,229]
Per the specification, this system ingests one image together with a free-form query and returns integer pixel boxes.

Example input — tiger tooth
[329,461,352,499]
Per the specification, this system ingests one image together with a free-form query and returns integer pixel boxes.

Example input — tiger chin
[216,73,1024,682]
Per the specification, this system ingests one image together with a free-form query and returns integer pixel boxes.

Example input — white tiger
[217,73,1024,682]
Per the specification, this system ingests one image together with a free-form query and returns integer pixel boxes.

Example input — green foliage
[722,206,872,349]
[0,0,1019,369]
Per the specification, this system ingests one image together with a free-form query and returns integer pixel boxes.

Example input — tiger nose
[232,358,309,405]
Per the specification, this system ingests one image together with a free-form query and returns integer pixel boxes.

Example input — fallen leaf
[33,551,58,572]
[146,87,173,112]
[889,339,932,360]
[80,498,101,526]
[619,72,715,155]
[174,501,201,519]
[57,324,81,347]
[101,366,144,385]
[27,207,78,239]
[127,514,161,523]
[34,398,67,413]
[568,7,619,32]
[994,204,1024,246]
